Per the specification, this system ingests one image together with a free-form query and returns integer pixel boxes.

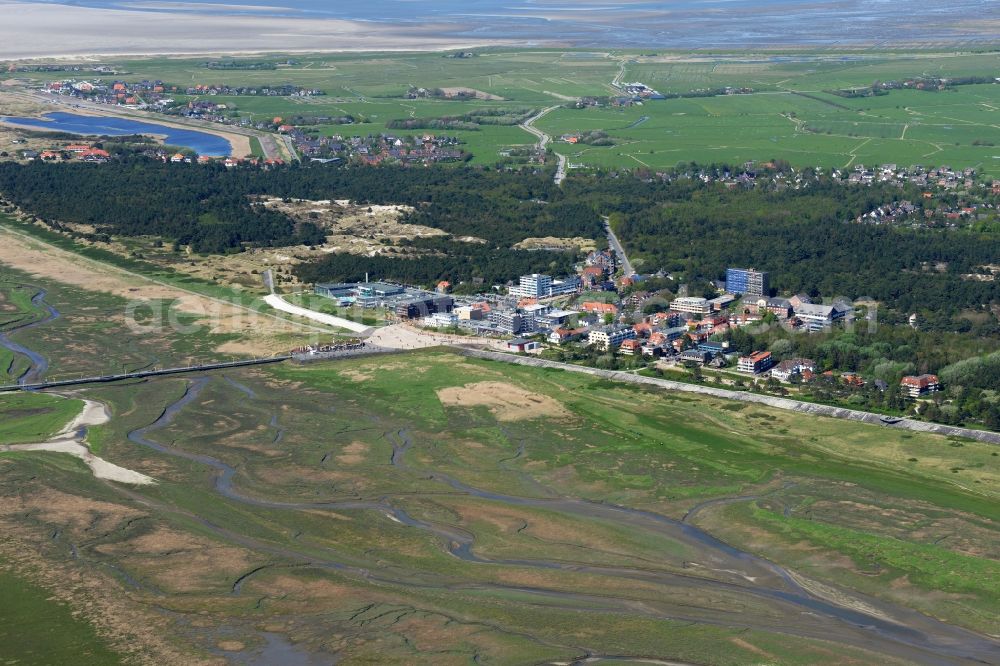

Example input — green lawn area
[0,567,122,665]
[0,392,81,444]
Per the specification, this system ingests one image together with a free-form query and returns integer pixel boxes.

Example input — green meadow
[0,567,123,665]
[17,49,999,171]
[0,392,81,444]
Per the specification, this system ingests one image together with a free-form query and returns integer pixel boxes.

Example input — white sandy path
[264,294,372,334]
[0,398,156,485]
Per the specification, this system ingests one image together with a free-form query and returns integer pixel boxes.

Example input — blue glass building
[726,268,769,296]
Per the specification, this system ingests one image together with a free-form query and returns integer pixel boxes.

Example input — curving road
[263,293,372,334]
[520,105,567,185]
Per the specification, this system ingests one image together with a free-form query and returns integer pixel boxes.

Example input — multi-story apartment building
[900,374,941,398]
[508,274,580,299]
[726,268,770,297]
[793,302,849,331]
[509,274,551,299]
[488,310,528,334]
[738,350,774,374]
[669,297,712,316]
[588,325,636,351]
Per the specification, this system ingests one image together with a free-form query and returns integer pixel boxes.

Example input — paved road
[520,105,567,185]
[604,216,634,276]
[277,133,300,162]
[264,294,371,334]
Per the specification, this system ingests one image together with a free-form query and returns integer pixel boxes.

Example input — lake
[0,112,232,156]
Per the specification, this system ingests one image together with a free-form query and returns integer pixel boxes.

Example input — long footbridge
[0,357,291,392]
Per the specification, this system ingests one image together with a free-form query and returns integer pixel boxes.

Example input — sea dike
[461,349,1000,445]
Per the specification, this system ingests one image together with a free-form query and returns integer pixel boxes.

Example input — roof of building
[681,348,710,357]
[901,374,939,387]
[581,301,618,312]
[359,281,402,293]
[794,302,844,318]
[773,358,815,372]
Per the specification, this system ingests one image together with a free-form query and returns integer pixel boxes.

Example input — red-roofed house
[738,351,773,374]
[901,374,940,398]
[619,339,642,356]
[842,373,865,388]
[548,327,586,344]
[80,148,110,161]
[648,331,667,346]
[632,322,652,337]
[580,302,618,316]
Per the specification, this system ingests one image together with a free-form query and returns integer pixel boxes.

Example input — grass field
[0,566,123,665]
[537,84,1000,172]
[12,49,998,172]
[0,392,81,444]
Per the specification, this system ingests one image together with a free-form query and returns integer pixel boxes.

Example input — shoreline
[0,94,252,157]
[0,1,995,60]
[0,1,516,60]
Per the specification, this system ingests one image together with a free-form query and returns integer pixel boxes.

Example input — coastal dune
[0,1,506,59]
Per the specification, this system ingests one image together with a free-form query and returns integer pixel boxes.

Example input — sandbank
[0,2,513,60]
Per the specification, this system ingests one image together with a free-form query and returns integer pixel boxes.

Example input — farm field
[537,84,1000,172]
[9,49,1000,171]
[1,298,998,664]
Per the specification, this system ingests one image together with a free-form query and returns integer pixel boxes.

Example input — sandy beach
[0,1,511,59]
